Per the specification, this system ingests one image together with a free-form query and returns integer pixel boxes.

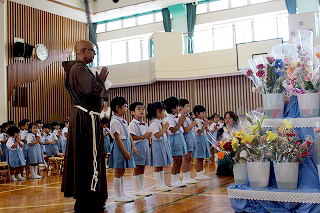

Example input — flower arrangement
[269,120,313,163]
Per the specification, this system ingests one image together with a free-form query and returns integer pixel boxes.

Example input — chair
[0,162,10,182]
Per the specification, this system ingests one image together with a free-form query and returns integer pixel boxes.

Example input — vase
[262,93,284,118]
[274,162,299,190]
[297,93,320,117]
[247,161,270,188]
[233,163,247,184]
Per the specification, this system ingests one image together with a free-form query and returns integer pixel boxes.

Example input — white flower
[240,150,247,158]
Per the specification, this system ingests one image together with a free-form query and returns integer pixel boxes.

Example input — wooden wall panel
[108,76,262,121]
[7,1,88,124]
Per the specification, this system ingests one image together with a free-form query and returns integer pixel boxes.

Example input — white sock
[154,172,162,187]
[139,174,146,191]
[188,171,192,179]
[29,166,35,177]
[113,177,121,198]
[133,175,141,192]
[160,170,166,186]
[176,174,181,182]
[171,174,177,183]
[34,166,38,176]
[120,176,126,196]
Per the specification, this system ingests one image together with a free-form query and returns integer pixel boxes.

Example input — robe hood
[62,60,84,73]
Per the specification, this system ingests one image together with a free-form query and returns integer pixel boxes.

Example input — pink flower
[256,70,265,77]
[304,76,311,81]
[246,69,253,76]
[256,64,265,70]
[306,141,311,146]
[266,57,275,64]
[305,57,310,61]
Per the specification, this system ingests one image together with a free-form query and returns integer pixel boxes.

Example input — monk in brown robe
[62,40,109,213]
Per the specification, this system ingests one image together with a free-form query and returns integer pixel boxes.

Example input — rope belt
[74,105,100,192]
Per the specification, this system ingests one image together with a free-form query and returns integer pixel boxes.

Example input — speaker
[13,42,34,58]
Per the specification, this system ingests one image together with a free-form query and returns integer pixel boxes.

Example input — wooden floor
[0,162,235,213]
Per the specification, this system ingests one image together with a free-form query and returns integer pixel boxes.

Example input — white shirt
[43,132,58,144]
[110,115,129,140]
[195,118,206,135]
[27,133,44,144]
[20,130,28,141]
[183,117,195,132]
[62,127,68,141]
[164,114,184,135]
[209,122,223,131]
[0,133,7,142]
[6,137,23,150]
[129,119,149,143]
[150,119,166,140]
[53,129,61,138]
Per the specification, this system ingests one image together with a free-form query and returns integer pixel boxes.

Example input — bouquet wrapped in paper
[269,120,313,163]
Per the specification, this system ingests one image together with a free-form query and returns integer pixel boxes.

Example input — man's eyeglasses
[79,48,96,54]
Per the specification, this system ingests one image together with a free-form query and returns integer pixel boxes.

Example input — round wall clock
[35,44,48,61]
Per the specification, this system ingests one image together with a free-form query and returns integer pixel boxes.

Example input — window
[111,41,127,64]
[254,16,277,41]
[98,41,111,66]
[128,38,141,62]
[107,20,121,31]
[235,20,253,44]
[277,14,289,41]
[193,29,213,53]
[96,24,106,33]
[213,24,234,50]
[231,0,247,8]
[209,0,228,12]
[142,36,150,60]
[155,12,163,22]
[196,3,208,14]
[123,17,136,28]
[138,14,153,25]
[250,0,271,4]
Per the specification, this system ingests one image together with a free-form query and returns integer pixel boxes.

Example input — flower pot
[247,161,270,188]
[297,93,320,117]
[274,162,299,190]
[262,93,284,118]
[233,163,247,184]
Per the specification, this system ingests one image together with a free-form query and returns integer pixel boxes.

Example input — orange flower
[217,152,225,160]
[316,52,320,59]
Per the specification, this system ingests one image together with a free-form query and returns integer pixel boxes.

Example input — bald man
[62,40,109,213]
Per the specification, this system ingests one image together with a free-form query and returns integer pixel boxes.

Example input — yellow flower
[219,141,226,149]
[283,120,292,129]
[278,126,285,134]
[243,134,255,143]
[266,131,278,142]
[231,137,240,151]
[251,125,259,133]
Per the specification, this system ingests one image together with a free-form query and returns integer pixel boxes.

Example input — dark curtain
[162,8,172,32]
[186,3,197,53]
[285,0,297,15]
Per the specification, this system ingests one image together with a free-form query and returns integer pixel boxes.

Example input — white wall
[0,0,8,123]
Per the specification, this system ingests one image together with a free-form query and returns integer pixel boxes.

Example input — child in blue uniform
[102,118,111,168]
[0,122,10,162]
[192,105,211,180]
[109,97,137,203]
[6,126,26,181]
[147,102,172,192]
[129,102,152,196]
[52,122,62,154]
[163,97,187,188]
[18,119,30,157]
[43,124,59,157]
[26,123,45,179]
[179,99,198,184]
[61,120,69,155]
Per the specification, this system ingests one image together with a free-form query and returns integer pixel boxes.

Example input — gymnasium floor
[0,162,235,213]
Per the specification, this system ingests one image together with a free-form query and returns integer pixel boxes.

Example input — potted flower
[269,120,313,190]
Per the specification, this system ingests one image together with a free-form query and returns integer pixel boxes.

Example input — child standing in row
[19,119,30,157]
[6,126,26,181]
[109,97,137,203]
[0,123,10,162]
[180,99,197,184]
[61,121,69,154]
[102,117,111,168]
[193,105,211,180]
[164,97,187,188]
[52,122,62,154]
[147,102,172,192]
[129,102,152,196]
[43,124,59,157]
[26,123,44,179]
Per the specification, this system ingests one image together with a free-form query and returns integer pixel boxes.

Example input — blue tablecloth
[229,96,320,213]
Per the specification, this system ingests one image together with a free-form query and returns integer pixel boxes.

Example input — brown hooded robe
[62,60,108,207]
